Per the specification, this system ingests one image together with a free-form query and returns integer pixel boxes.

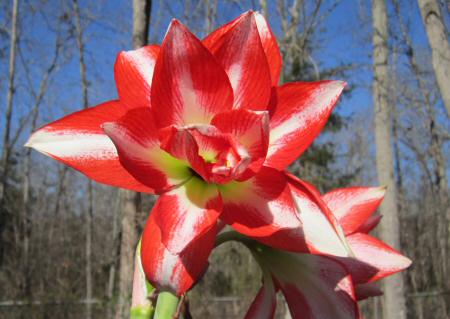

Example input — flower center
[158,124,251,184]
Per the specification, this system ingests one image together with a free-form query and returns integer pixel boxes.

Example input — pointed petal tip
[238,10,255,22]
[402,255,413,269]
[164,19,187,40]
[24,137,33,148]
[167,18,185,32]
[23,130,44,152]
[326,80,347,92]
[169,18,180,25]
[374,186,387,197]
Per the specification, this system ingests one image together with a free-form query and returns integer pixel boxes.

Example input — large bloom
[26,12,347,295]
[244,184,411,319]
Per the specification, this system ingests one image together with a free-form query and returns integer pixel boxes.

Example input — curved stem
[154,291,179,319]
[214,230,254,248]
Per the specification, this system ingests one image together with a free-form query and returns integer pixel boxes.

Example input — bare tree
[115,1,152,318]
[73,1,94,318]
[0,0,19,266]
[372,0,407,318]
[417,0,450,116]
[20,33,61,300]
[392,0,448,196]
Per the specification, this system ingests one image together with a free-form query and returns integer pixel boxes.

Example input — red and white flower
[244,184,411,319]
[26,11,349,295]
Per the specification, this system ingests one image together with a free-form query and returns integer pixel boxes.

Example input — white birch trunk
[372,0,407,318]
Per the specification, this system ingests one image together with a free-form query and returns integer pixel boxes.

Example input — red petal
[337,233,412,284]
[204,11,282,87]
[220,168,350,255]
[102,108,191,193]
[211,109,269,179]
[354,283,383,301]
[220,166,321,253]
[141,213,216,296]
[159,124,249,184]
[355,215,382,234]
[244,280,277,319]
[114,45,159,109]
[151,20,233,127]
[282,272,357,319]
[258,251,359,319]
[323,187,386,235]
[25,101,152,193]
[204,12,272,110]
[158,125,208,180]
[151,177,222,254]
[286,174,351,256]
[254,12,282,86]
[265,81,346,170]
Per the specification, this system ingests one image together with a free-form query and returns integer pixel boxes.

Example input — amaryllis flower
[25,11,347,295]
[244,182,411,319]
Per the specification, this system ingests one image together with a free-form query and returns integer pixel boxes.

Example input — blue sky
[0,0,447,187]
[0,0,434,123]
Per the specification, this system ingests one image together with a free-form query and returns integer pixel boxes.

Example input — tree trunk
[107,193,121,319]
[0,0,19,266]
[418,0,450,116]
[20,34,60,300]
[372,1,407,318]
[259,0,268,18]
[115,1,151,318]
[73,1,94,318]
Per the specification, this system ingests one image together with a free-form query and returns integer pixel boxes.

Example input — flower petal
[281,262,358,319]
[25,101,152,193]
[211,109,269,179]
[244,280,277,319]
[102,107,191,193]
[204,12,272,110]
[254,248,359,319]
[151,177,222,254]
[354,283,383,301]
[204,11,282,87]
[289,182,349,256]
[151,20,233,127]
[322,187,386,235]
[286,174,351,257]
[219,166,306,251]
[337,233,412,284]
[265,81,346,170]
[355,215,382,234]
[114,45,159,108]
[254,12,282,86]
[158,125,208,180]
[160,124,253,184]
[141,213,216,296]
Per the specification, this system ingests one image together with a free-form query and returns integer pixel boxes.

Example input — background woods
[0,0,449,318]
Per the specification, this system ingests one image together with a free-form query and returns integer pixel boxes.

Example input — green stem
[214,230,253,247]
[130,239,155,319]
[154,291,179,319]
